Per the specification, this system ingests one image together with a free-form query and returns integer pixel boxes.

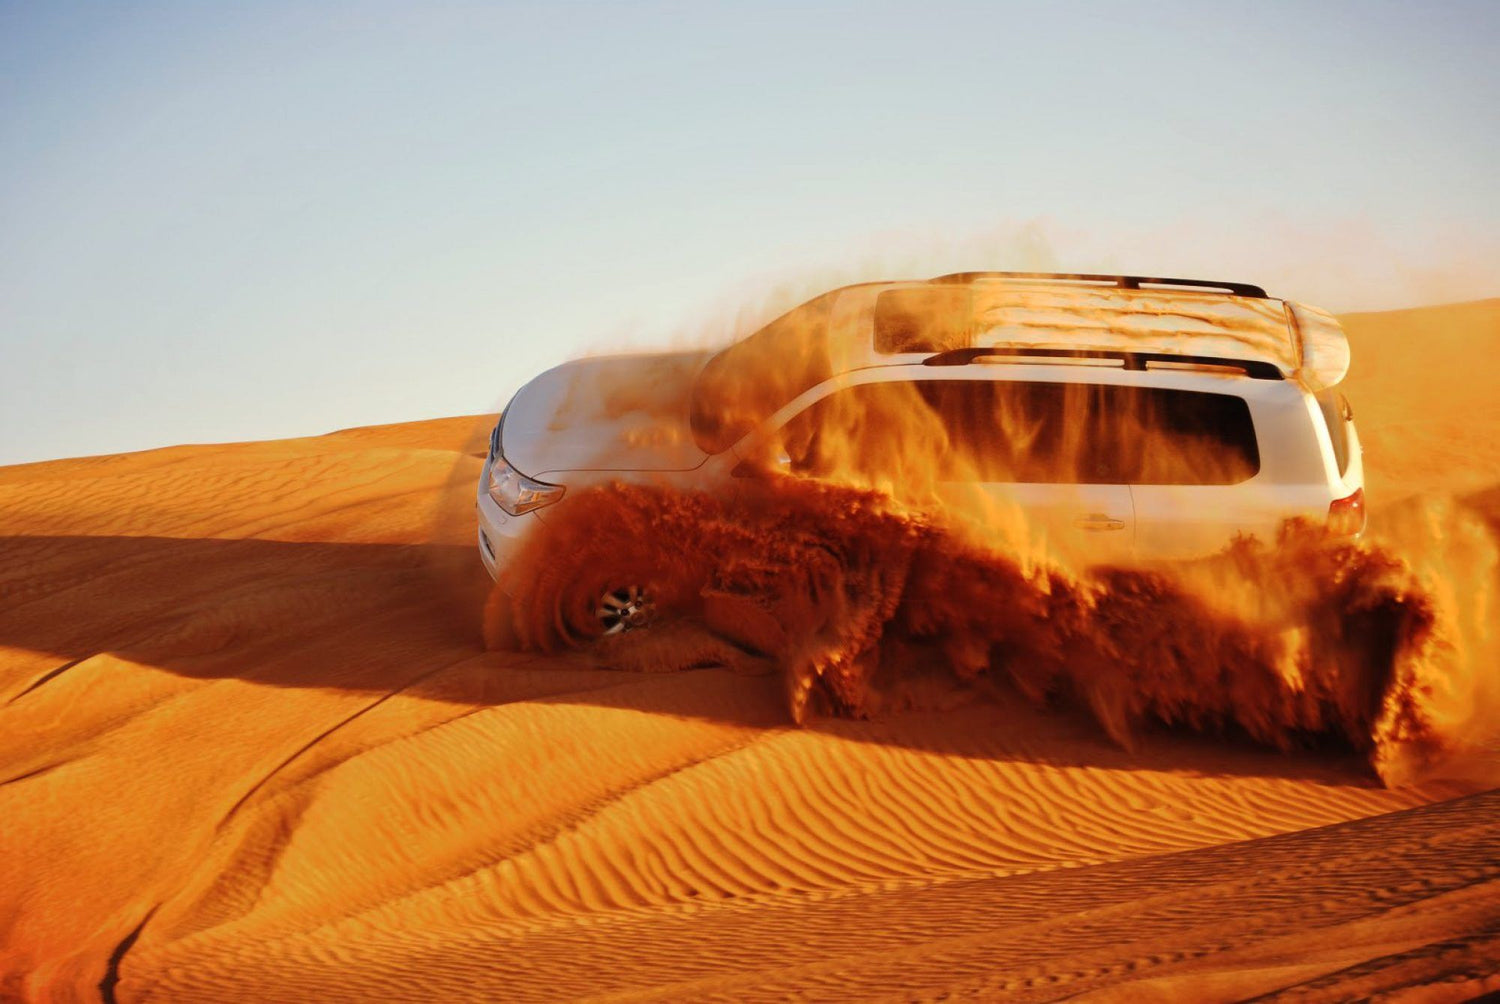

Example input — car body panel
[971,482,1136,565]
[501,350,714,480]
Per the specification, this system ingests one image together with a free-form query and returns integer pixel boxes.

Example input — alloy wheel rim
[596,585,654,634]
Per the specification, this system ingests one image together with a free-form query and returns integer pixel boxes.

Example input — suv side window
[777,380,1260,486]
[1315,390,1352,476]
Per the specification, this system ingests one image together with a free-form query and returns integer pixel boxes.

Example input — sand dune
[1341,299,1500,505]
[2,300,1498,1001]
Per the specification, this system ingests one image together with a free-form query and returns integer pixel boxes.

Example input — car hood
[501,350,717,478]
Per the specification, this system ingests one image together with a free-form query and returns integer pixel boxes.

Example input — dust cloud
[486,477,1498,788]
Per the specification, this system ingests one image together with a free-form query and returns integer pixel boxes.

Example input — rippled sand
[2,300,1498,1001]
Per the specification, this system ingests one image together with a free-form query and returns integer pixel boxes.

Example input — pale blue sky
[3,1,1497,466]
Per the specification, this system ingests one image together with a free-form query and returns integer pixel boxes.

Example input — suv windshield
[778,380,1260,485]
[690,291,839,454]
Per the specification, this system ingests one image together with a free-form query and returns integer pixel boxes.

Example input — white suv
[478,272,1364,631]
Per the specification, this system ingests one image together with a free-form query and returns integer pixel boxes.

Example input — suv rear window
[779,380,1260,485]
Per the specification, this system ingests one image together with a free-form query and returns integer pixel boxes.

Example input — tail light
[1328,487,1366,536]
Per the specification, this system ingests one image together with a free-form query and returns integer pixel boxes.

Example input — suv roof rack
[922,346,1284,380]
[928,271,1268,299]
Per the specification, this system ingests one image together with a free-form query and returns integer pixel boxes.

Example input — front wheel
[596,585,655,634]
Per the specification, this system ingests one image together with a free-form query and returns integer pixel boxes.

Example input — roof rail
[922,346,1284,380]
[928,271,1268,299]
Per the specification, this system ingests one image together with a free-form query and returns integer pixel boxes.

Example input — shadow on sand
[0,532,1387,787]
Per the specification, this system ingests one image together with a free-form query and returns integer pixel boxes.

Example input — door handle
[1074,513,1126,532]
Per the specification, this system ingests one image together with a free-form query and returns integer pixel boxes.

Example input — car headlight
[487,456,565,516]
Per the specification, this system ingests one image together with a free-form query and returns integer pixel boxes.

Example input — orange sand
[2,301,1498,1001]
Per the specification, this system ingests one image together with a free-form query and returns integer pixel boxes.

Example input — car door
[944,481,1135,565]
[1122,386,1272,560]
[1129,484,1278,560]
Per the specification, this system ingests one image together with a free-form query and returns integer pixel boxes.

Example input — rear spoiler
[1286,302,1350,392]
